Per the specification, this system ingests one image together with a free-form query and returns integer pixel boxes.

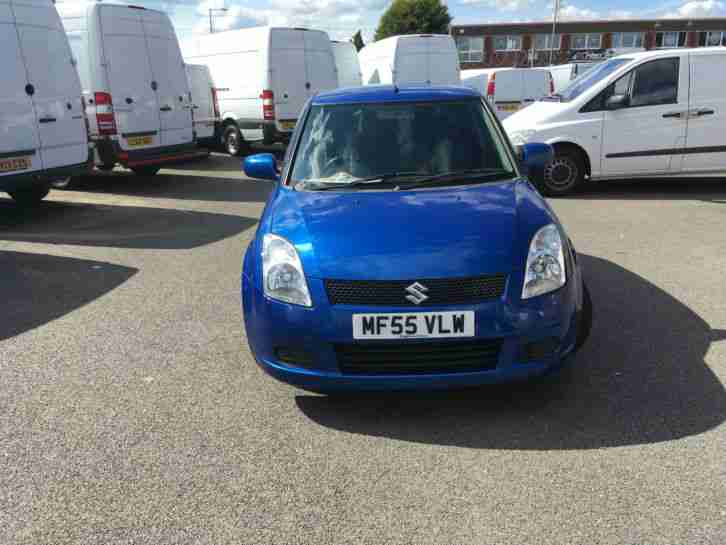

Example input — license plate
[126,135,153,147]
[0,156,32,173]
[353,311,475,340]
[499,103,521,112]
[279,120,296,131]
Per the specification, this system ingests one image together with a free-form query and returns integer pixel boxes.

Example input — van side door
[600,55,688,176]
[681,51,726,173]
[0,2,42,176]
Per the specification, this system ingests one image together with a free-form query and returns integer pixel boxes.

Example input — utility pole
[548,0,559,65]
[209,7,228,34]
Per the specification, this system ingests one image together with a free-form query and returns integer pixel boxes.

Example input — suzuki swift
[241,85,592,392]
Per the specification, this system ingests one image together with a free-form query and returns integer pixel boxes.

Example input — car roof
[312,85,480,105]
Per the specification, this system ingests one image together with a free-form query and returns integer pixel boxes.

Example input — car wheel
[575,281,593,351]
[8,184,50,206]
[539,148,585,197]
[223,124,247,156]
[131,166,160,176]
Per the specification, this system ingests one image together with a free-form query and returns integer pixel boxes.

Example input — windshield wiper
[396,169,514,190]
[295,171,427,191]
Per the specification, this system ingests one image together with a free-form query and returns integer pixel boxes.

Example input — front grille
[334,339,503,375]
[324,275,507,307]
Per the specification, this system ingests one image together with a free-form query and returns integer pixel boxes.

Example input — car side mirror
[243,153,280,182]
[605,94,629,110]
[517,142,554,174]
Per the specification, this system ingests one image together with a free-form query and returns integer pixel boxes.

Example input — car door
[681,51,726,173]
[100,5,160,151]
[0,1,43,176]
[600,55,688,176]
[142,9,193,147]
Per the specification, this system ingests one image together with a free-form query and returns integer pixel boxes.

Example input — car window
[289,100,515,187]
[559,58,631,102]
[581,71,632,112]
[630,58,679,107]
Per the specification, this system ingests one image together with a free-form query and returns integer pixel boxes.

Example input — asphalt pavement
[1,154,724,544]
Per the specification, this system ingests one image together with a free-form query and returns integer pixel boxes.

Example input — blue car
[241,85,592,393]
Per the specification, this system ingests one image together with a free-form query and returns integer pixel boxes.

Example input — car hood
[269,181,529,280]
[502,101,573,134]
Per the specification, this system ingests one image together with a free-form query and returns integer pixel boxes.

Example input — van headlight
[509,130,536,146]
[262,234,312,307]
[522,224,566,299]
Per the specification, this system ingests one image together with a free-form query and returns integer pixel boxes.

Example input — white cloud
[662,0,726,17]
[459,0,532,11]
[558,3,600,20]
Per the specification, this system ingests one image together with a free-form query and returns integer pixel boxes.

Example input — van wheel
[50,177,73,190]
[538,148,585,197]
[223,125,248,156]
[97,162,115,172]
[575,281,593,351]
[131,166,160,176]
[9,184,50,206]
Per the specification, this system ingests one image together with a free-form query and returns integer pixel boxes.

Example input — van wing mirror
[605,94,629,110]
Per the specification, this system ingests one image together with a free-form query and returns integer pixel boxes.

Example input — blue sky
[61,0,726,43]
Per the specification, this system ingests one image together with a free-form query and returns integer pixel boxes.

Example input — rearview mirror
[517,142,554,174]
[605,94,629,110]
[243,153,280,181]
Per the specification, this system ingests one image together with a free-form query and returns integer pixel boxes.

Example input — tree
[374,0,452,42]
[351,30,365,52]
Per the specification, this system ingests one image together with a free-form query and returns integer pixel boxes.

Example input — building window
[571,33,602,50]
[698,31,726,46]
[456,36,484,63]
[493,35,522,51]
[611,32,644,48]
[534,33,561,50]
[655,31,687,48]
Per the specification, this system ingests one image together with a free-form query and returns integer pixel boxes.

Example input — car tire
[223,124,248,156]
[131,166,161,177]
[538,147,585,197]
[575,281,593,351]
[8,184,50,206]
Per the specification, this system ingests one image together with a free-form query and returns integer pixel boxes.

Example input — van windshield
[559,58,632,102]
[290,100,516,190]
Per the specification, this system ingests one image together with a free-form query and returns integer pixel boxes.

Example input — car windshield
[289,99,516,190]
[559,58,632,102]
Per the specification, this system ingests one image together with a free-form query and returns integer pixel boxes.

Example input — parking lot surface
[1,154,725,544]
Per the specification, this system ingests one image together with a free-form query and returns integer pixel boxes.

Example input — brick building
[451,18,726,68]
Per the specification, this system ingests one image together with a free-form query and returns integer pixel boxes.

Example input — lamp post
[209,7,228,34]
[549,0,559,65]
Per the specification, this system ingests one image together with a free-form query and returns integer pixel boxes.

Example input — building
[451,18,726,68]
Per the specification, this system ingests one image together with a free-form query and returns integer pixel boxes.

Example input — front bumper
[242,268,583,393]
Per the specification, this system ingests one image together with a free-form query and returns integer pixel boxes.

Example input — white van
[359,34,460,86]
[548,64,577,93]
[182,27,338,155]
[0,0,90,204]
[460,68,553,119]
[185,63,220,148]
[504,48,726,195]
[58,2,200,176]
[331,41,362,88]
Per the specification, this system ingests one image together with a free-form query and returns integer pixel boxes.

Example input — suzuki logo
[405,282,429,305]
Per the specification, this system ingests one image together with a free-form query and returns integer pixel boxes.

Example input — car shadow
[0,251,137,341]
[0,198,256,249]
[295,255,726,450]
[579,178,726,202]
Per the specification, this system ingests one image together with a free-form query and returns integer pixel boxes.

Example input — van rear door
[492,71,522,118]
[681,51,726,173]
[0,0,42,177]
[185,65,215,140]
[269,29,307,127]
[522,69,550,106]
[142,9,193,147]
[13,0,87,170]
[304,31,338,96]
[426,37,459,85]
[99,5,160,151]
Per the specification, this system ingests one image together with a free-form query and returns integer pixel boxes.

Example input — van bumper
[0,161,91,193]
[103,140,208,169]
[262,121,293,145]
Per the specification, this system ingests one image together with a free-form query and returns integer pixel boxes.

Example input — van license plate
[279,120,296,131]
[499,103,521,112]
[126,135,153,147]
[0,157,31,173]
[352,311,475,340]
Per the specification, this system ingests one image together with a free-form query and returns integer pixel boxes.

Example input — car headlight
[509,129,536,146]
[522,224,566,299]
[262,234,312,307]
